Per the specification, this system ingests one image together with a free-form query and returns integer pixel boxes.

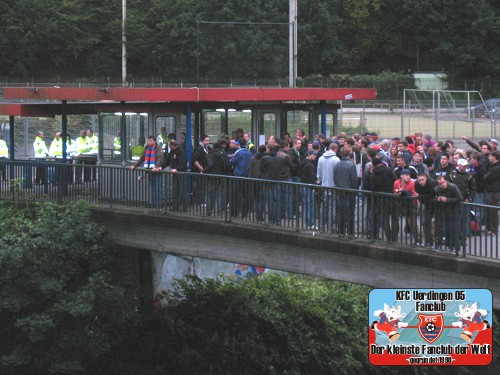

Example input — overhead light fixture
[216,108,226,112]
[242,109,252,113]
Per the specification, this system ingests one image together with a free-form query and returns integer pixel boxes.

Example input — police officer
[33,131,49,184]
[0,133,8,181]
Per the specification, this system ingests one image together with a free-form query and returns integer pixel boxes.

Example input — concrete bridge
[91,207,500,310]
[1,161,498,308]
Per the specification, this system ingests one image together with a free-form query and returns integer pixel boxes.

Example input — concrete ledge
[91,207,500,310]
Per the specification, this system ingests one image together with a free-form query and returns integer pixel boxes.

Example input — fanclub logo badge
[418,314,444,343]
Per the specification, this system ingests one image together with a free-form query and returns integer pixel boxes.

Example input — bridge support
[92,208,500,311]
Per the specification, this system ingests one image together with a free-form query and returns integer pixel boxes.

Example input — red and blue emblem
[418,314,444,343]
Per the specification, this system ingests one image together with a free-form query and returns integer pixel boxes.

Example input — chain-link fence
[338,90,499,141]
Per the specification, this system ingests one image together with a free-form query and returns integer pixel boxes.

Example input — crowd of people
[28,129,99,184]
[2,124,497,254]
[132,127,499,254]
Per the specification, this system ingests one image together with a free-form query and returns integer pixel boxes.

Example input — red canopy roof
[0,87,377,116]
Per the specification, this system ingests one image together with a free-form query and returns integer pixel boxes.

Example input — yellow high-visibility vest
[0,139,8,158]
[33,136,49,158]
[49,138,63,157]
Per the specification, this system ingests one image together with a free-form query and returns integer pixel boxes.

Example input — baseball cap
[489,139,498,145]
[307,149,317,156]
[457,159,468,166]
[401,169,411,175]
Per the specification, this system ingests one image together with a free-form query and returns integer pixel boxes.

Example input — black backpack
[206,149,230,174]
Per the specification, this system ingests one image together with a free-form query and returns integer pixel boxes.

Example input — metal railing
[0,160,498,260]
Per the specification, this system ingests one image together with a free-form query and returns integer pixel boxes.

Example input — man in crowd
[164,139,187,211]
[370,158,398,241]
[433,176,463,254]
[301,149,318,230]
[295,128,309,157]
[131,136,164,210]
[243,132,256,153]
[334,147,358,237]
[277,139,296,220]
[204,139,231,217]
[230,137,252,218]
[317,142,340,232]
[378,139,393,169]
[450,158,475,242]
[394,155,417,180]
[484,151,500,235]
[415,173,436,248]
[397,141,412,164]
[261,144,287,225]
[393,169,420,246]
[288,137,303,219]
[192,134,210,205]
[156,127,169,152]
[433,153,455,181]
[410,151,429,177]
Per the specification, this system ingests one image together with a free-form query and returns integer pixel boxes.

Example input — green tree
[100,274,372,374]
[391,0,498,78]
[0,202,133,375]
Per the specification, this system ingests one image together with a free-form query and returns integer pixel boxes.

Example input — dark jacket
[300,159,316,184]
[164,146,187,171]
[288,148,302,177]
[432,163,455,181]
[450,170,475,200]
[334,157,358,189]
[434,182,463,204]
[484,161,500,193]
[415,177,436,204]
[370,164,397,193]
[191,143,210,172]
[260,152,290,181]
[248,151,265,179]
[205,147,231,175]
[471,161,487,193]
[277,149,295,180]
[260,152,282,181]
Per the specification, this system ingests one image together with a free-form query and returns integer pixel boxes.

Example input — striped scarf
[143,147,156,168]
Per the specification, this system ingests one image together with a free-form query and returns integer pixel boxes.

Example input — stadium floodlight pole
[122,0,127,87]
[289,0,297,88]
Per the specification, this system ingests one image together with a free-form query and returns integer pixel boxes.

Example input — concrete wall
[91,207,500,310]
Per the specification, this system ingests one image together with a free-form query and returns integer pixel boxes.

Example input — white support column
[289,0,297,88]
[122,0,127,87]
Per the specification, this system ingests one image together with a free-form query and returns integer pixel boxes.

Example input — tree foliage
[1,202,499,374]
[97,274,372,374]
[0,201,133,375]
[0,0,497,82]
[100,274,500,375]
